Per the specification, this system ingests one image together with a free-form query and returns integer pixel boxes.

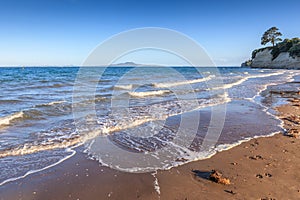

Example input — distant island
[114,62,142,66]
[242,27,300,69]
[113,62,163,67]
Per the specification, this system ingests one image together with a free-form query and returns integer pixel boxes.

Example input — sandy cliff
[251,49,300,69]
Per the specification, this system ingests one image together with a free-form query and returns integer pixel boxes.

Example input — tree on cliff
[261,27,282,47]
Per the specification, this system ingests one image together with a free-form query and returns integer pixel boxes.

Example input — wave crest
[153,75,214,88]
[129,90,170,97]
[114,84,133,90]
[0,111,24,127]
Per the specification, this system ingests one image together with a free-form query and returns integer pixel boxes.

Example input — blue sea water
[0,66,299,184]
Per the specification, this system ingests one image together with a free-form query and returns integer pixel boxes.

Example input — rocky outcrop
[241,60,252,67]
[251,49,300,69]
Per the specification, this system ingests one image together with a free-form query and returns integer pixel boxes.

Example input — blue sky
[0,0,300,66]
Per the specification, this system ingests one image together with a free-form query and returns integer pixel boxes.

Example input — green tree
[261,27,282,47]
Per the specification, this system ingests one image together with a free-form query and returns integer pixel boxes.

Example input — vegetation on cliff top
[261,27,282,47]
[252,27,300,60]
[271,38,300,59]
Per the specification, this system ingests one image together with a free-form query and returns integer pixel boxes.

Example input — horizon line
[0,65,241,68]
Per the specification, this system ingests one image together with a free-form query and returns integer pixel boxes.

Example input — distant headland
[113,62,163,67]
[242,27,300,69]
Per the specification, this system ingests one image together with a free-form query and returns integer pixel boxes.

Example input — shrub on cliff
[252,38,300,60]
[289,43,300,58]
[271,38,300,59]
[271,39,294,60]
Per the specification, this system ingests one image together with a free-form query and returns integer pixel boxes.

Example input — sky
[0,0,300,66]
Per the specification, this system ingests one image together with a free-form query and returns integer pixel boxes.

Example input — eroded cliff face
[251,49,300,69]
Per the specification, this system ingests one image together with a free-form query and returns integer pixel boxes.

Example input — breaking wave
[114,84,133,90]
[209,71,285,91]
[0,111,25,127]
[153,75,214,88]
[129,90,171,97]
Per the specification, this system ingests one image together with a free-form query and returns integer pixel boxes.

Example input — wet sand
[1,95,300,199]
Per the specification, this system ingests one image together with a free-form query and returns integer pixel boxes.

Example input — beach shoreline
[1,76,300,200]
[2,0,300,199]
[1,98,300,199]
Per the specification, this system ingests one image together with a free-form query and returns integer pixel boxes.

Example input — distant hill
[113,62,163,67]
[114,62,141,66]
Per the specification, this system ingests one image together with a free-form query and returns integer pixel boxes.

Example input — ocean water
[0,67,299,184]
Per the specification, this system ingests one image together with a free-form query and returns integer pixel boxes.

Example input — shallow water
[0,67,299,183]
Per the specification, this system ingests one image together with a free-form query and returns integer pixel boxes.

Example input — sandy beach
[2,0,300,199]
[0,82,299,200]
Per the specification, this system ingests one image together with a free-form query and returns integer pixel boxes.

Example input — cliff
[247,38,300,69]
[251,49,300,69]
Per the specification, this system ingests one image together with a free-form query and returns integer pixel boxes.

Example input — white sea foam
[0,117,159,158]
[1,69,296,186]
[96,128,283,174]
[45,100,66,106]
[33,100,68,109]
[114,84,132,90]
[0,100,67,128]
[2,72,284,159]
[129,90,170,97]
[153,75,214,88]
[86,70,290,173]
[209,71,285,91]
[246,72,297,132]
[0,136,82,158]
[0,97,228,159]
[246,72,295,103]
[0,148,76,186]
[0,111,24,127]
[151,171,161,195]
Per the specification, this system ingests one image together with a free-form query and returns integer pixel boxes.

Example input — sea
[0,66,299,185]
